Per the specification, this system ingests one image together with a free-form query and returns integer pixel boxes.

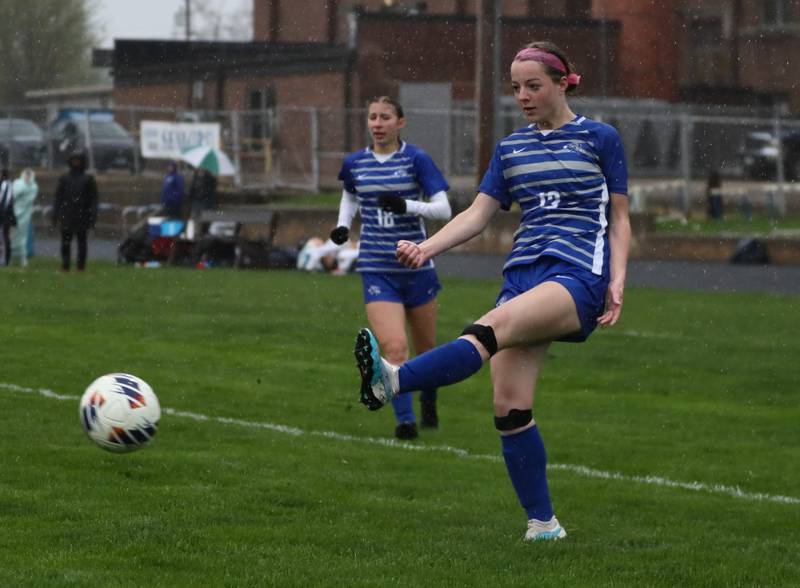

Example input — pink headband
[514,48,581,87]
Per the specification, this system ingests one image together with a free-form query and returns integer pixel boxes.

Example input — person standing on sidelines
[161,161,185,218]
[188,167,217,219]
[52,151,98,272]
[354,42,630,540]
[332,96,452,440]
[11,168,38,267]
[0,169,16,266]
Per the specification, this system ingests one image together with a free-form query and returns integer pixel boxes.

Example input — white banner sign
[140,121,221,159]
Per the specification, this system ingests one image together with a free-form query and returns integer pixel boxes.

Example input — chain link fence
[2,102,799,215]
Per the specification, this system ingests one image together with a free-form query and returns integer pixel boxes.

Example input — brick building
[103,1,800,113]
[96,1,799,186]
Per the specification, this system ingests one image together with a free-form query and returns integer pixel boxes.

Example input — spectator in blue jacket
[161,161,185,218]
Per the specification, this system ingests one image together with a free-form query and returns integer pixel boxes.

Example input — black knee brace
[494,409,533,431]
[460,323,498,356]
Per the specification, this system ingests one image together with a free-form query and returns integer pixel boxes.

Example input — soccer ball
[79,373,161,453]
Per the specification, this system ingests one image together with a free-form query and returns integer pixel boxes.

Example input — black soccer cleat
[394,422,419,440]
[354,328,394,411]
[420,398,439,429]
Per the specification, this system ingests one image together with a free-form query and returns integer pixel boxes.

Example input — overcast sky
[94,0,247,47]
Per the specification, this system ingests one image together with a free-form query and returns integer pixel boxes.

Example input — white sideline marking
[3,381,798,506]
[613,330,687,340]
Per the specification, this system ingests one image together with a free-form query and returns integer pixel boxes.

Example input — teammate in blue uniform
[354,42,631,540]
[332,96,452,440]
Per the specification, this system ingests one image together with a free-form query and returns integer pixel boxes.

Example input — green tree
[0,0,100,106]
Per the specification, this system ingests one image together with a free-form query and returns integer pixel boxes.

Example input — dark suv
[740,129,800,181]
[0,118,47,168]
[49,110,138,172]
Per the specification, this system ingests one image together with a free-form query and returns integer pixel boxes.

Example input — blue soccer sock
[420,387,437,403]
[390,389,415,424]
[501,425,554,521]
[398,338,484,394]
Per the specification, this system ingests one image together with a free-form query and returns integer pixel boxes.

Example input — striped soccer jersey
[339,141,449,273]
[478,115,628,278]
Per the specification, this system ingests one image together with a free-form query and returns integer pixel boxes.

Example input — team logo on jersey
[562,143,592,157]
[368,285,382,296]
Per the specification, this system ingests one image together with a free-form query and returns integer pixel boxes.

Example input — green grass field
[1,261,798,587]
[654,213,800,236]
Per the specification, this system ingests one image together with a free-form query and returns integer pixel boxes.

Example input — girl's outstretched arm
[397,193,500,269]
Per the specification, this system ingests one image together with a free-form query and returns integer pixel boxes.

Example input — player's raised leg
[356,280,580,407]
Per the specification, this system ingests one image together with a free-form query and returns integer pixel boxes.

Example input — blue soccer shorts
[495,255,608,342]
[361,270,442,308]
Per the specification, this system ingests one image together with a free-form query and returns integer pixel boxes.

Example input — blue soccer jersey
[339,141,449,273]
[478,115,628,278]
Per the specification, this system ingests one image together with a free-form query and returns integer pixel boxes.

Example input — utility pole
[185,0,192,110]
[598,2,608,96]
[475,0,497,186]
[185,0,192,41]
[492,0,503,145]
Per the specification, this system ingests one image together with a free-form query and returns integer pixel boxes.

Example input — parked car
[739,129,800,181]
[0,118,47,168]
[50,110,138,172]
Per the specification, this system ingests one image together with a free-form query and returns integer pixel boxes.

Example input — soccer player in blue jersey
[331,96,452,440]
[354,42,630,540]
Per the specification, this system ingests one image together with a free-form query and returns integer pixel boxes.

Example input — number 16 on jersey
[377,208,396,227]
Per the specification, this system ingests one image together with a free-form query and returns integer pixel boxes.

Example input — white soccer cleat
[524,516,567,542]
[354,328,399,410]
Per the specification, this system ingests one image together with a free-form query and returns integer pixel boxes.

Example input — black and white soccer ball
[79,373,161,453]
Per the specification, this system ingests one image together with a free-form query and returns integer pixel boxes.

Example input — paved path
[435,254,800,296]
[35,238,800,296]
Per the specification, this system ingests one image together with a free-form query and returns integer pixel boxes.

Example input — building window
[248,87,276,152]
[690,18,722,48]
[763,0,794,25]
[192,80,204,101]
[685,18,727,86]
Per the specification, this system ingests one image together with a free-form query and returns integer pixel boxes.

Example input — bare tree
[0,0,101,106]
[173,0,253,42]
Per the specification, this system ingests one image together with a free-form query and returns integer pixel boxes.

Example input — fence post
[129,106,141,174]
[84,108,96,171]
[264,107,275,189]
[444,110,452,179]
[45,109,55,171]
[772,114,787,217]
[310,107,320,193]
[230,110,242,189]
[629,185,644,214]
[6,109,13,170]
[679,112,693,214]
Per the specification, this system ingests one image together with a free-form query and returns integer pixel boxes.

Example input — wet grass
[0,260,798,587]
[654,213,800,236]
